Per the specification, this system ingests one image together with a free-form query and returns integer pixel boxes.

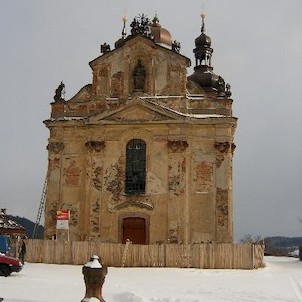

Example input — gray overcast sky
[1,0,301,241]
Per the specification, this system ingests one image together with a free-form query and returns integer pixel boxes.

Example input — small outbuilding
[0,209,26,236]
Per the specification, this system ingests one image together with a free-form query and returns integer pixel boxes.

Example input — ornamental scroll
[167,140,188,152]
[47,142,64,154]
[214,142,230,153]
[85,141,105,152]
[214,141,236,154]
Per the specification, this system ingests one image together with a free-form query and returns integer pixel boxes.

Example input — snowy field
[1,256,302,302]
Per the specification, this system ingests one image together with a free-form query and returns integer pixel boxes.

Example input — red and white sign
[56,210,70,220]
[56,210,70,230]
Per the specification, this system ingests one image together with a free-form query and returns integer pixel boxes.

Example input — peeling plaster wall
[213,127,234,243]
[44,122,235,243]
[91,37,188,98]
[168,154,186,243]
[85,154,103,240]
[190,137,215,243]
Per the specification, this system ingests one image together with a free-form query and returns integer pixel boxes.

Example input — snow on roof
[187,113,227,118]
[0,210,25,231]
[47,96,233,123]
[144,98,230,119]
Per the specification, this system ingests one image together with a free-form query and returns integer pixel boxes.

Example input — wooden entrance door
[122,217,147,244]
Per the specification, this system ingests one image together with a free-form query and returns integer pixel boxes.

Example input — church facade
[44,14,237,244]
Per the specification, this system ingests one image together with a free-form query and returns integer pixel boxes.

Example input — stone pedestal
[81,255,108,302]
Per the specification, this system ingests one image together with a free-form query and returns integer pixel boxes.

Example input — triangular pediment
[89,36,156,67]
[88,99,185,124]
[89,35,190,68]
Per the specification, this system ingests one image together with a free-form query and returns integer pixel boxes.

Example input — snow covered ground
[1,256,302,302]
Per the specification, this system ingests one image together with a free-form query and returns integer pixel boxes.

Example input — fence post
[121,240,131,267]
[299,246,302,261]
[163,243,167,267]
[252,244,255,269]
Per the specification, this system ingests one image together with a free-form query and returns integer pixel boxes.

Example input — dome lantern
[193,12,213,68]
[188,13,232,97]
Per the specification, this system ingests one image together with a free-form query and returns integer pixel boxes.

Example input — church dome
[188,65,219,90]
[150,15,172,48]
[195,32,211,48]
[188,13,232,97]
[193,12,212,63]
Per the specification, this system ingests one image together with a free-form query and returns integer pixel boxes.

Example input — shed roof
[0,209,25,235]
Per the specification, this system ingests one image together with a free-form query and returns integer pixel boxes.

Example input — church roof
[89,34,191,68]
[89,13,190,68]
[46,96,235,125]
[48,13,234,123]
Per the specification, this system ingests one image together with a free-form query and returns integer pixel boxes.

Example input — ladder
[32,176,47,239]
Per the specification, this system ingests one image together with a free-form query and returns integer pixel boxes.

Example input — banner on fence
[56,210,70,230]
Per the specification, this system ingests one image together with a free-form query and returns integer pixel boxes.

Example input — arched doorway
[122,217,147,244]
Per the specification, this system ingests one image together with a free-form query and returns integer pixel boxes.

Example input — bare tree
[239,234,263,244]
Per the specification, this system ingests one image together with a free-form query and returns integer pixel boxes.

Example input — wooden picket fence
[25,240,265,269]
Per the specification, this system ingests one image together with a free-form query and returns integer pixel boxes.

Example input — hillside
[8,215,44,239]
[265,236,302,247]
[264,236,302,256]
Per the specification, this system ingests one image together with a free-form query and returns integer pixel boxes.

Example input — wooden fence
[25,240,265,269]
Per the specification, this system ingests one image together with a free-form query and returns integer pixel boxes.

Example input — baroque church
[44,13,237,244]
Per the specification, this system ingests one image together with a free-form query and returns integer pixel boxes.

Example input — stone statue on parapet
[225,83,232,97]
[101,43,111,54]
[54,81,65,102]
[172,40,181,53]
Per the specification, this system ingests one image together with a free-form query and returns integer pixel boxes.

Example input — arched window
[125,139,146,194]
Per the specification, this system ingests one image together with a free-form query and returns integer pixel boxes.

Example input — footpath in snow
[0,256,302,302]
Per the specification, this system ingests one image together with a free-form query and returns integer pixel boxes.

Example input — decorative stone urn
[81,255,108,302]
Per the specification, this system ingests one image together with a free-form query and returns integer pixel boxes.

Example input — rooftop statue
[54,81,65,102]
[172,40,181,53]
[101,43,111,54]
